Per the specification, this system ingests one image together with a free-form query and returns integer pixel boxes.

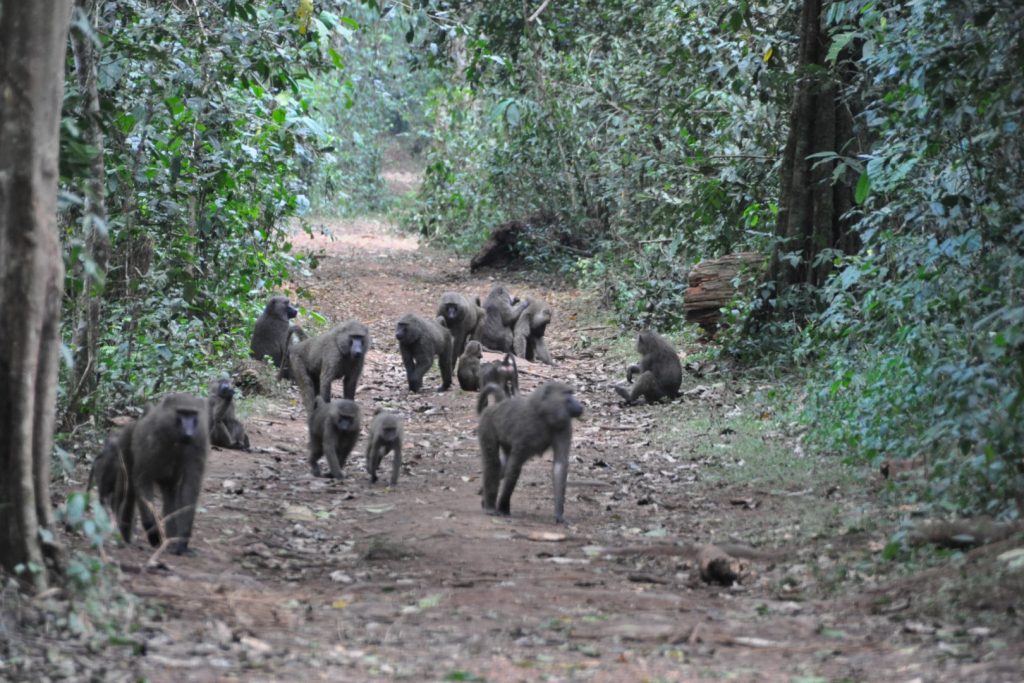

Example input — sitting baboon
[207,377,250,450]
[365,412,404,486]
[122,393,210,554]
[251,296,299,370]
[457,340,483,391]
[308,397,361,479]
[479,285,529,353]
[477,382,584,523]
[278,324,308,381]
[479,352,519,398]
[89,422,135,520]
[513,298,554,364]
[395,313,453,392]
[289,320,370,413]
[614,330,682,405]
[436,292,484,360]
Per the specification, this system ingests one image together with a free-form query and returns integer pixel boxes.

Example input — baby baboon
[477,382,584,523]
[290,320,370,412]
[614,330,682,405]
[457,340,483,391]
[436,292,483,360]
[251,296,299,369]
[479,352,519,398]
[479,285,529,353]
[207,378,250,450]
[89,422,135,520]
[513,298,554,364]
[395,313,453,392]
[124,393,210,554]
[308,397,362,479]
[365,411,404,486]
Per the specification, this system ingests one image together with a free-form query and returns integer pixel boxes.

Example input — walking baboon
[436,292,484,359]
[251,296,299,370]
[477,382,584,523]
[479,352,519,398]
[89,422,135,520]
[123,393,210,554]
[457,340,483,391]
[479,285,529,353]
[614,330,682,405]
[365,412,404,486]
[207,378,250,450]
[290,320,370,412]
[308,397,362,479]
[513,298,554,364]
[395,313,453,392]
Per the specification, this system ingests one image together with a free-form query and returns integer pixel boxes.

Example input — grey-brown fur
[251,296,299,371]
[478,285,529,353]
[479,352,519,398]
[477,382,584,523]
[89,422,135,522]
[395,313,453,392]
[308,397,361,479]
[208,378,250,450]
[614,330,682,405]
[365,412,404,486]
[457,340,483,391]
[289,320,370,413]
[436,292,483,360]
[513,298,553,364]
[121,393,210,554]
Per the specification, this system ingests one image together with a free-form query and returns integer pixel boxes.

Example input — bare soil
[16,207,1023,681]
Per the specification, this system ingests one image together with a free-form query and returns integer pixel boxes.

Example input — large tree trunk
[771,0,859,293]
[0,1,74,592]
[66,0,111,426]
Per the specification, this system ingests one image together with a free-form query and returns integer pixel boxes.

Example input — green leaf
[854,171,871,204]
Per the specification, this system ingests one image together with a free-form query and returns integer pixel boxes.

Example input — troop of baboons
[89,285,684,554]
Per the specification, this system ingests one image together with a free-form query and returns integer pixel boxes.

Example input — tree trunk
[771,0,859,293]
[0,1,74,592]
[67,0,111,426]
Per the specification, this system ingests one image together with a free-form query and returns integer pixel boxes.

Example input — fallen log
[683,251,765,333]
[908,518,1022,550]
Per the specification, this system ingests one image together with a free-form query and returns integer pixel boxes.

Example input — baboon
[457,340,483,391]
[89,422,135,519]
[123,393,210,554]
[251,296,299,370]
[479,352,519,398]
[436,292,484,359]
[614,330,682,405]
[477,382,584,523]
[365,412,404,486]
[513,298,554,364]
[207,378,250,450]
[308,397,362,479]
[395,313,453,392]
[278,324,309,381]
[290,320,370,412]
[478,285,529,353]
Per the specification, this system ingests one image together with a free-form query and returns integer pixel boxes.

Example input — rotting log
[683,252,766,333]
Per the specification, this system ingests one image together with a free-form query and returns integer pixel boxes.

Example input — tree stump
[683,252,765,334]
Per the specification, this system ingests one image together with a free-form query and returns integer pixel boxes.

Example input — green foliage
[803,0,1024,515]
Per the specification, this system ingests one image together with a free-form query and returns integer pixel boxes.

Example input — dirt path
[84,216,1020,683]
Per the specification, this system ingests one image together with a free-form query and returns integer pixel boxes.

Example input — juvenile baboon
[207,378,250,450]
[251,296,299,370]
[477,382,584,523]
[479,352,519,398]
[457,340,483,391]
[89,422,135,519]
[365,412,404,486]
[395,313,453,392]
[513,298,554,364]
[278,324,309,380]
[479,285,529,353]
[308,397,362,479]
[123,393,210,554]
[436,292,484,359]
[290,320,370,412]
[614,330,682,405]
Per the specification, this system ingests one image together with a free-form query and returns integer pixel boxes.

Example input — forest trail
[90,214,1014,682]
